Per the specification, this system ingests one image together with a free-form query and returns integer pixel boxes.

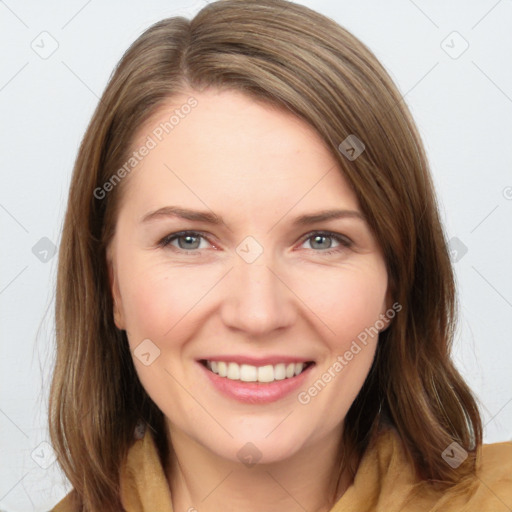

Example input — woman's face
[108,88,390,464]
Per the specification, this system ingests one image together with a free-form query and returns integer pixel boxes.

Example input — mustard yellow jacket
[52,427,512,511]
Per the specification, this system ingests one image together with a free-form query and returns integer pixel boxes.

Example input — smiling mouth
[199,360,315,383]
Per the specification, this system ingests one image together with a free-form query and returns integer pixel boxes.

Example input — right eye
[158,231,213,252]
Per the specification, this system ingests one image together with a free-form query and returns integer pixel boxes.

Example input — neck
[166,424,352,512]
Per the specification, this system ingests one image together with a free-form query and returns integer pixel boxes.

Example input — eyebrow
[141,206,365,226]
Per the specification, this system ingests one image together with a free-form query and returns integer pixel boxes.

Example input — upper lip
[198,355,315,366]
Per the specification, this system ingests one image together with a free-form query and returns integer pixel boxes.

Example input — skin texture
[108,88,391,512]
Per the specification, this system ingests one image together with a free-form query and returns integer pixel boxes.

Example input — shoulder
[344,428,512,511]
[50,490,78,512]
[418,439,512,511]
[473,440,512,498]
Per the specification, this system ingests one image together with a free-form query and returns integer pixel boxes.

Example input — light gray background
[1,0,511,510]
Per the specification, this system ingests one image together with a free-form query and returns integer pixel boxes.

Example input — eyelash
[157,230,353,256]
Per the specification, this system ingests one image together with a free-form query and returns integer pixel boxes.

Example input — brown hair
[49,0,482,509]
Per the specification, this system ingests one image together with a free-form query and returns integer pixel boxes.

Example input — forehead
[120,88,360,219]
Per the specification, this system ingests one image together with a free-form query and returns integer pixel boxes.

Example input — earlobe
[379,288,395,333]
[107,250,125,330]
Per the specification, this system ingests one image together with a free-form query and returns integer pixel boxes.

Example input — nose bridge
[220,248,294,335]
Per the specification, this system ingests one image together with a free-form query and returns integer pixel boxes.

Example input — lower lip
[198,362,314,404]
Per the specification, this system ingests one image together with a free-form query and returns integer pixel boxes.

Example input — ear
[107,246,126,330]
[379,288,395,333]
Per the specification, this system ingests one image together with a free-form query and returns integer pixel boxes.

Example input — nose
[219,256,296,337]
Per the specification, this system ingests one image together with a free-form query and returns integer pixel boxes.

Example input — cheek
[117,256,223,346]
[292,262,387,421]
[293,260,388,343]
[120,273,174,345]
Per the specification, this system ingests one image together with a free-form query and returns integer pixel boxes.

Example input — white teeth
[227,362,240,380]
[240,364,258,382]
[258,365,274,383]
[274,363,286,381]
[218,361,227,377]
[205,360,310,382]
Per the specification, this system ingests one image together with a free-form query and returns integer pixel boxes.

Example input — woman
[49,1,512,510]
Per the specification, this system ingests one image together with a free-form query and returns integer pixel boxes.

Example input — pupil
[311,235,331,250]
[179,235,200,250]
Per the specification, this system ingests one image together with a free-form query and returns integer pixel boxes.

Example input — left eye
[300,232,351,252]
